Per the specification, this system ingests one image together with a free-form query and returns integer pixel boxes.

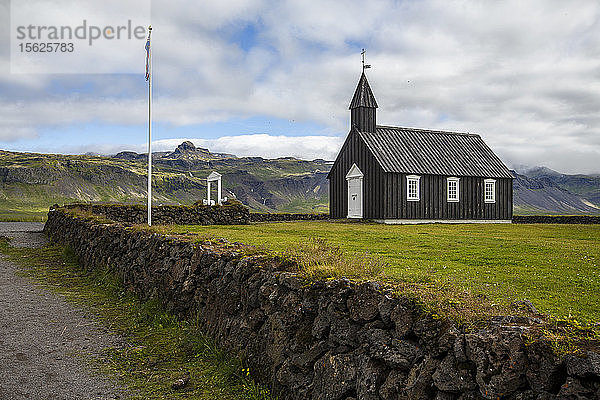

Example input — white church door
[346,164,364,218]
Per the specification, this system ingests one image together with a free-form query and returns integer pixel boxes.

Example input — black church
[327,72,513,223]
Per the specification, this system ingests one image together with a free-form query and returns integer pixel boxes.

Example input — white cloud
[194,134,343,160]
[10,0,151,74]
[1,0,600,173]
[120,134,343,160]
[48,134,342,162]
[0,98,146,132]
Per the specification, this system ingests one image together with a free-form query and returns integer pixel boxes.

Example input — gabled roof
[358,126,513,179]
[345,163,364,179]
[349,72,378,109]
[207,171,222,181]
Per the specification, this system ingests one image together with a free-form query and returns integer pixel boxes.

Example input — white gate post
[217,178,222,204]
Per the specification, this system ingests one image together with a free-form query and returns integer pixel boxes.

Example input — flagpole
[147,25,153,226]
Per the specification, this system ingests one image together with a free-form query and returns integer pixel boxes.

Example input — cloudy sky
[1,0,600,174]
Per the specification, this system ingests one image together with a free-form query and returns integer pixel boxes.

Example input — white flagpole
[147,26,153,226]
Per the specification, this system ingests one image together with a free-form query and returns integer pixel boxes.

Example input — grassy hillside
[0,150,201,220]
[155,222,600,325]
[0,147,329,220]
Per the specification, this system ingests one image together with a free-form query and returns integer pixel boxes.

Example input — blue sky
[1,0,600,173]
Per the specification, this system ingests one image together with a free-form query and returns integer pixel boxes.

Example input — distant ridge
[512,167,600,215]
[0,143,330,220]
[161,141,237,161]
[0,144,598,220]
[113,141,237,162]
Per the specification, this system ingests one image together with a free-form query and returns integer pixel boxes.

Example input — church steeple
[349,71,378,132]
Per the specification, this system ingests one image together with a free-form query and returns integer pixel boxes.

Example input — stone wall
[250,212,329,222]
[62,202,249,225]
[513,215,600,224]
[44,208,600,400]
[61,203,600,226]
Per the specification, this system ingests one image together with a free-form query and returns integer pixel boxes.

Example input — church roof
[349,72,378,109]
[358,126,514,179]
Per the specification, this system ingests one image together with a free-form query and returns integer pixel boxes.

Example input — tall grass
[284,237,386,279]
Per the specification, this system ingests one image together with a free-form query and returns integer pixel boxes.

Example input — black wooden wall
[328,128,385,219]
[351,107,376,133]
[329,130,513,220]
[383,174,513,220]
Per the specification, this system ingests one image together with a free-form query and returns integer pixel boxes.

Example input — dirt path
[0,222,126,400]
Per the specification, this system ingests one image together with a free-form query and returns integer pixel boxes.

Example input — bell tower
[349,50,378,132]
[349,73,378,132]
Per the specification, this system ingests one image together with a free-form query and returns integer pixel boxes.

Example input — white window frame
[484,179,496,203]
[447,177,459,202]
[406,175,420,201]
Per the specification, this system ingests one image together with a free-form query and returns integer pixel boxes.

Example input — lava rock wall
[250,212,329,222]
[61,202,249,225]
[44,208,600,399]
[512,215,600,224]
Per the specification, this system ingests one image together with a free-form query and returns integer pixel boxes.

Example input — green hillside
[0,144,329,220]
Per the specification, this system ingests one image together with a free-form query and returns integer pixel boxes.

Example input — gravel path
[0,222,126,400]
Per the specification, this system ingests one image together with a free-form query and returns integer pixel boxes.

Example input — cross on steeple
[361,49,371,72]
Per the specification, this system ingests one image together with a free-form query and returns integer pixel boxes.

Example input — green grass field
[0,199,50,221]
[156,221,600,325]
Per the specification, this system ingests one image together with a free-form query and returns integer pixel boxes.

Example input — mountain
[160,141,236,162]
[512,170,600,215]
[0,142,598,220]
[520,167,600,206]
[0,142,329,220]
